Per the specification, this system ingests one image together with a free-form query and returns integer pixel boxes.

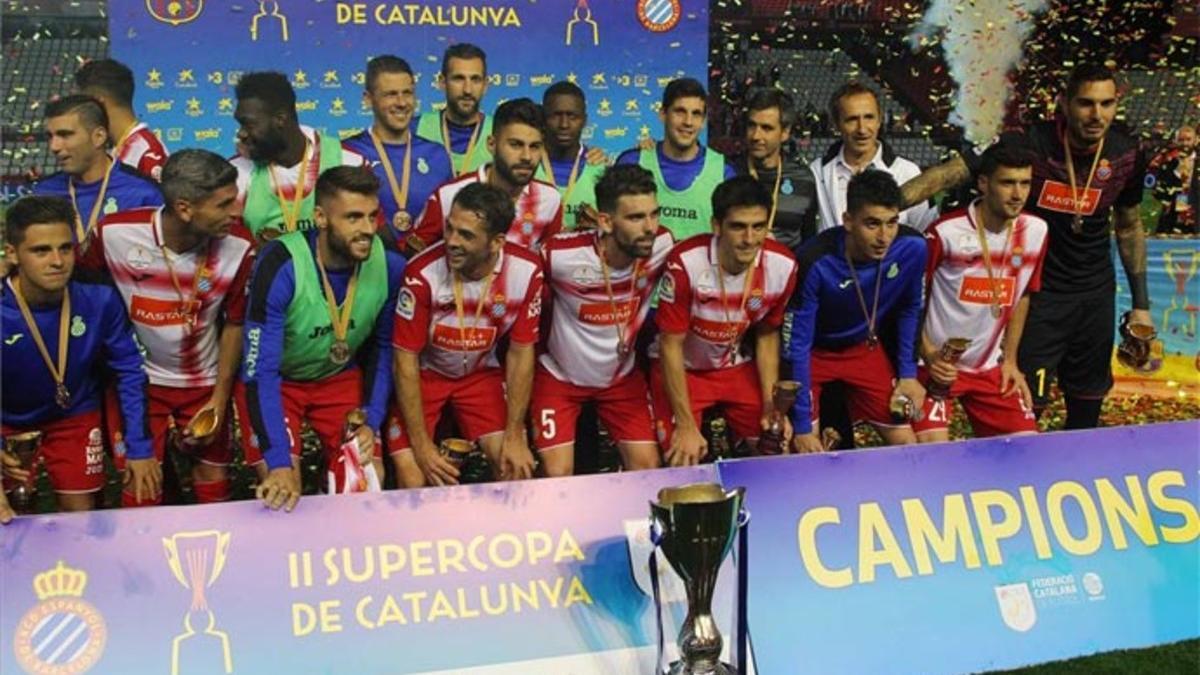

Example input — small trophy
[438,438,474,470]
[650,483,748,675]
[820,427,843,451]
[3,431,43,514]
[926,337,971,400]
[757,380,800,455]
[889,394,918,424]
[326,408,381,493]
[1116,312,1157,370]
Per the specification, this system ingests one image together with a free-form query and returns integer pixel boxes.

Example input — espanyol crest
[146,0,204,26]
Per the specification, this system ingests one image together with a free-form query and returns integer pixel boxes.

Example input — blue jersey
[1,279,152,458]
[241,230,405,470]
[788,227,926,433]
[614,143,736,190]
[33,164,163,241]
[342,130,453,244]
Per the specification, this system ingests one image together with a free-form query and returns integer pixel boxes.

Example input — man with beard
[533,165,674,476]
[915,143,1046,442]
[535,81,608,229]
[1149,124,1196,235]
[78,150,255,506]
[391,183,543,488]
[415,43,493,177]
[734,88,819,252]
[75,58,170,181]
[651,176,797,465]
[899,63,1151,429]
[343,55,453,252]
[615,78,736,240]
[231,71,366,242]
[789,171,926,452]
[810,82,935,233]
[409,98,563,253]
[240,167,404,511]
[33,95,163,243]
[1,196,152,513]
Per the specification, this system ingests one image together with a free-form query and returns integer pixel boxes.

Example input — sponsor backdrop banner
[718,421,1200,675]
[108,0,708,155]
[0,467,727,675]
[1114,238,1200,387]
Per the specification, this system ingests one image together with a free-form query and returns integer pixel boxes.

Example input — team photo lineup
[1,34,1176,520]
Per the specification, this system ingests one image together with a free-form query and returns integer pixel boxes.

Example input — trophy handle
[733,508,751,675]
[647,517,668,675]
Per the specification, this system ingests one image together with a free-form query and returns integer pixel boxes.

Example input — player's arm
[999,294,1034,408]
[919,230,957,386]
[891,239,928,412]
[100,290,159,502]
[756,260,797,439]
[499,271,543,480]
[1114,203,1151,324]
[654,261,706,465]
[899,155,970,211]
[405,192,445,257]
[789,268,822,452]
[356,253,406,456]
[0,487,13,524]
[242,245,301,510]
[185,252,253,446]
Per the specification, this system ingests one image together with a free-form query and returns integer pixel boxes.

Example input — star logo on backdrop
[591,73,607,87]
[177,69,195,84]
[567,72,578,84]
[293,69,309,88]
[323,70,339,84]
[639,124,651,138]
[146,69,163,88]
[218,98,234,114]
[598,98,612,116]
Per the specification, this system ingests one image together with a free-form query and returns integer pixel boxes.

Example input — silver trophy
[3,431,43,513]
[650,483,748,675]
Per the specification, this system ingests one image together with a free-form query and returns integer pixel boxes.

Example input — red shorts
[806,342,900,430]
[913,366,1038,437]
[2,409,105,493]
[389,367,507,452]
[649,361,763,447]
[112,384,232,472]
[238,368,380,464]
[530,365,655,451]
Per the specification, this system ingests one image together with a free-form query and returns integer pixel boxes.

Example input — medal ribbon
[441,111,483,177]
[747,155,784,232]
[371,126,413,220]
[67,157,114,242]
[315,243,360,348]
[159,239,210,331]
[268,139,312,233]
[1063,131,1105,228]
[967,200,1014,317]
[597,234,643,365]
[843,247,884,346]
[715,247,762,362]
[452,268,495,372]
[10,277,70,402]
[541,146,584,204]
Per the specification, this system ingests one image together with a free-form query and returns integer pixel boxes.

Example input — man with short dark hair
[240,167,405,511]
[789,170,926,452]
[232,71,366,241]
[534,165,674,476]
[75,58,170,180]
[735,88,819,251]
[615,78,736,240]
[415,43,493,176]
[392,182,543,487]
[915,143,1046,442]
[810,82,934,232]
[536,81,608,229]
[1149,124,1196,235]
[1,196,152,513]
[651,176,798,465]
[33,95,162,243]
[78,149,255,505]
[342,55,453,251]
[409,98,563,252]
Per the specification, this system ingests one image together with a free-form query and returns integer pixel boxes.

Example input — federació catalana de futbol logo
[13,561,107,674]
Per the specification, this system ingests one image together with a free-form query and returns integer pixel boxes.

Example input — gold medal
[330,339,352,365]
[844,246,883,350]
[268,138,313,233]
[715,244,761,365]
[67,158,115,242]
[393,210,412,232]
[316,243,361,369]
[1071,214,1083,234]
[598,232,643,377]
[371,127,414,233]
[1063,132,1104,237]
[160,226,211,334]
[10,278,72,410]
[452,268,495,374]
[55,382,71,410]
[969,200,1014,321]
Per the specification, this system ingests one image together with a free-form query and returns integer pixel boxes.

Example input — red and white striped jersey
[231,126,367,207]
[540,227,675,387]
[113,122,169,181]
[392,241,544,379]
[923,202,1049,372]
[653,234,797,371]
[409,165,563,252]
[80,207,256,388]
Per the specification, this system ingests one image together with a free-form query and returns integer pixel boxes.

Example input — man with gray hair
[79,149,255,506]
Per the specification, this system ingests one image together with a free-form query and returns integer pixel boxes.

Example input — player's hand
[499,429,535,481]
[575,204,600,230]
[759,411,794,445]
[0,450,32,483]
[637,136,655,151]
[179,400,223,448]
[927,357,958,388]
[0,489,14,524]
[665,424,707,466]
[585,146,608,166]
[1129,309,1153,329]
[892,378,926,420]
[123,458,163,504]
[413,440,460,487]
[352,426,377,466]
[256,466,301,512]
[999,361,1033,410]
[792,432,824,454]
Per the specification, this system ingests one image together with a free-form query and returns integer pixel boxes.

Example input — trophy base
[667,660,738,675]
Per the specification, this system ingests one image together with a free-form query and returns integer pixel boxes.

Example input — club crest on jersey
[71,316,87,337]
[13,561,108,675]
[781,178,794,195]
[417,157,429,174]
[492,294,507,318]
[747,289,764,312]
[1011,246,1024,267]
[887,262,900,279]
[1096,159,1112,181]
[102,197,119,215]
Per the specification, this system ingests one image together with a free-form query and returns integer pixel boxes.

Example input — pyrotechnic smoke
[908,0,1049,144]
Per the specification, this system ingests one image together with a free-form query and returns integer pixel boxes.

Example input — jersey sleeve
[1026,227,1047,294]
[788,263,822,435]
[924,226,945,290]
[894,239,927,379]
[1116,148,1148,209]
[240,242,296,470]
[654,254,693,334]
[409,190,446,251]
[510,265,545,345]
[762,259,798,330]
[222,247,256,324]
[361,251,405,431]
[100,289,153,459]
[392,266,433,352]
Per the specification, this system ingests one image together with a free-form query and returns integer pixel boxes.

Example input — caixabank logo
[12,561,107,674]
